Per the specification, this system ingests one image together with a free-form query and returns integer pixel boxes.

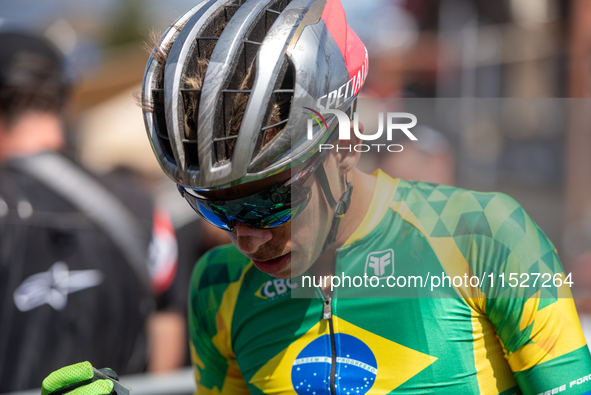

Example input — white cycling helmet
[142,0,368,190]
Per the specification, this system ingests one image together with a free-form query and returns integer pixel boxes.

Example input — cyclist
[43,0,591,394]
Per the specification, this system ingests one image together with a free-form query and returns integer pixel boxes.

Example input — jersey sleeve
[473,192,591,395]
[188,246,251,395]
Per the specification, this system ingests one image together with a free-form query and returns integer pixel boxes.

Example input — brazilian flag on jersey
[189,170,591,395]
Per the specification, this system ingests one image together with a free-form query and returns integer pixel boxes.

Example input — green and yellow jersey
[189,170,591,395]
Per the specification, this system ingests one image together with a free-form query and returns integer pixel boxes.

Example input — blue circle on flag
[291,334,377,395]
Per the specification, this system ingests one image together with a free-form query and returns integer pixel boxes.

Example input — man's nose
[232,223,273,254]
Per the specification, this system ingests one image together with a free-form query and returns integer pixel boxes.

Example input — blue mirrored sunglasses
[177,150,327,231]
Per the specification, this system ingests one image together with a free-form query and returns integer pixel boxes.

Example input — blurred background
[1,0,591,393]
[2,0,588,253]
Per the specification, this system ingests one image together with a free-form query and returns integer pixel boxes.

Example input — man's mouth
[251,252,292,275]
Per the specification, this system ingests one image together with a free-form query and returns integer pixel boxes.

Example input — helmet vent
[253,57,295,158]
[181,0,244,171]
[151,88,177,164]
[215,0,293,165]
[143,17,193,171]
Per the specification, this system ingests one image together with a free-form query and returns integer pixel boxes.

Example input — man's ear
[334,121,363,175]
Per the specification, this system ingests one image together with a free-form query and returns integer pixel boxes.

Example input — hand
[41,362,131,395]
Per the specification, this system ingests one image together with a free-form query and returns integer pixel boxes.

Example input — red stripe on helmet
[321,0,368,95]
[321,0,348,58]
[345,26,368,96]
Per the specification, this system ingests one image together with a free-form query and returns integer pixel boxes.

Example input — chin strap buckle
[333,182,353,218]
[320,182,353,254]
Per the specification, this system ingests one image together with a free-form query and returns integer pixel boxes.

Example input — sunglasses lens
[196,201,234,231]
[179,189,233,230]
[257,196,311,228]
[178,184,311,231]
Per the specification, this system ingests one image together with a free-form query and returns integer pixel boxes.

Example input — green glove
[41,362,131,395]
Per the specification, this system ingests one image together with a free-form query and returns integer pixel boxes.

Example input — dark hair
[0,31,69,125]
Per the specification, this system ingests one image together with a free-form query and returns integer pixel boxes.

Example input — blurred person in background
[152,180,230,368]
[376,125,456,186]
[0,30,180,392]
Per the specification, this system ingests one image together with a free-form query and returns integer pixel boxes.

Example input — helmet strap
[314,163,353,255]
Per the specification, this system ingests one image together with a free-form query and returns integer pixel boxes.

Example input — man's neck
[333,168,377,248]
[0,113,64,163]
[309,168,377,294]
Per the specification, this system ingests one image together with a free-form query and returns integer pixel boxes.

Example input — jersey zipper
[324,297,337,395]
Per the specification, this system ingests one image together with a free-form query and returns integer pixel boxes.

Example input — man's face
[225,155,341,279]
